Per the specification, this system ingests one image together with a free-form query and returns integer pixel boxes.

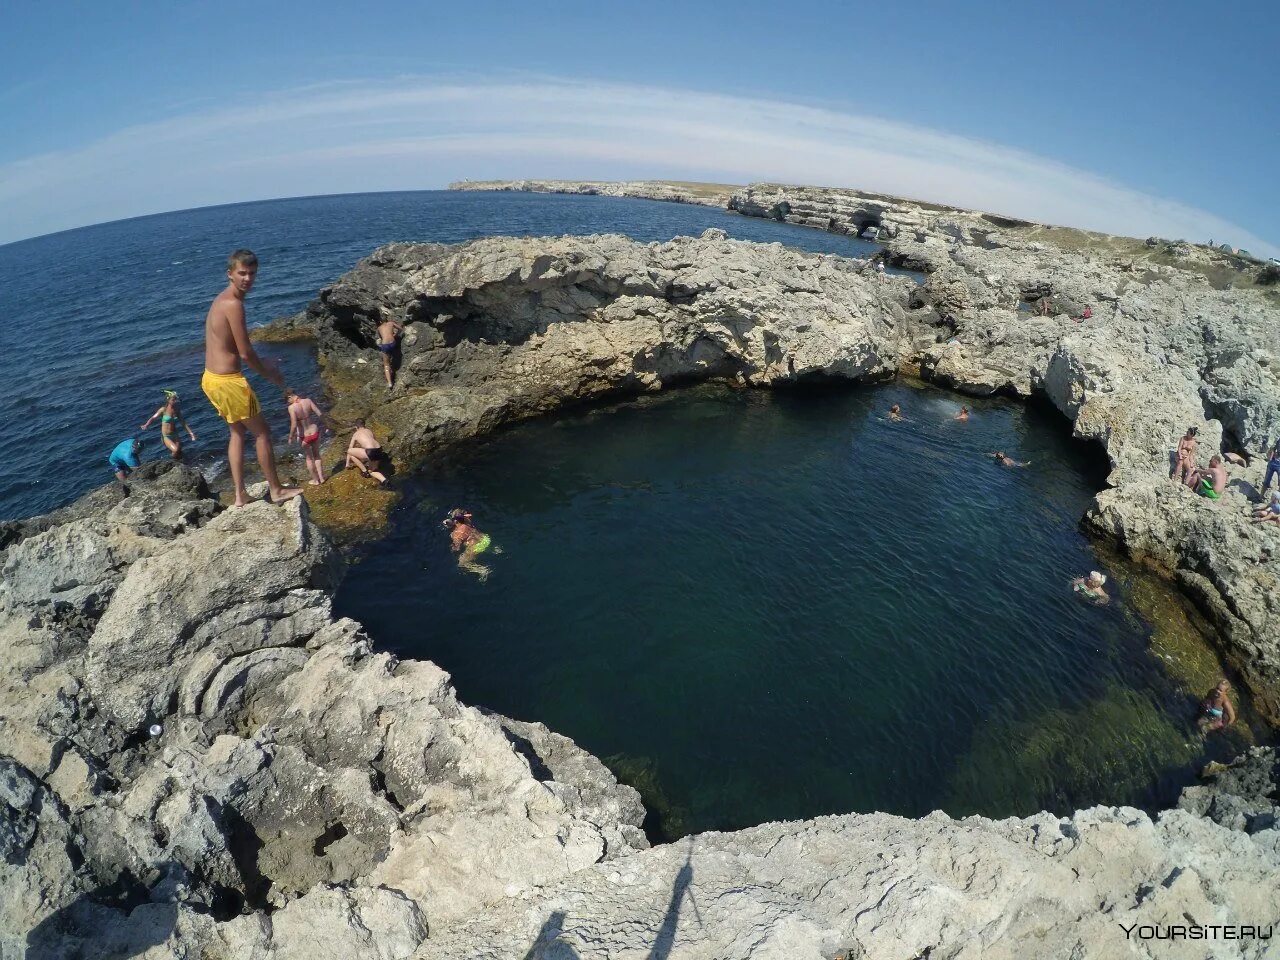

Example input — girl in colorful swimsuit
[286,388,330,485]
[1197,679,1236,733]
[141,390,196,459]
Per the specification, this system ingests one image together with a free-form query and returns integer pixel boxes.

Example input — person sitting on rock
[1081,305,1093,320]
[1072,570,1108,602]
[1197,679,1236,733]
[1251,490,1280,527]
[345,420,389,484]
[377,316,405,389]
[286,388,331,486]
[108,436,145,484]
[990,450,1029,468]
[1187,455,1227,499]
[1173,427,1198,484]
[954,406,970,422]
[443,508,498,582]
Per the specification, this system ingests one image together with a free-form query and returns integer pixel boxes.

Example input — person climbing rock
[377,315,404,388]
[108,436,144,484]
[345,419,390,484]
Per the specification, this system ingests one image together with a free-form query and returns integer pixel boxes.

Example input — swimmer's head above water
[443,508,473,529]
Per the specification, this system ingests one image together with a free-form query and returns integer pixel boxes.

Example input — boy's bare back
[205,288,246,375]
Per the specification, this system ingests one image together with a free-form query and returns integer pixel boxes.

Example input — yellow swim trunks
[201,370,261,424]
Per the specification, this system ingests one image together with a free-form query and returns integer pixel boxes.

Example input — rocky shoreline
[5,183,1280,957]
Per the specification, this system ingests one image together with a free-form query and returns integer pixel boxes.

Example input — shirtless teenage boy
[377,317,404,388]
[201,250,301,506]
[346,420,389,484]
[286,388,330,485]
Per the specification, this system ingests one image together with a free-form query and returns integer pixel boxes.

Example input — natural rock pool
[336,382,1259,839]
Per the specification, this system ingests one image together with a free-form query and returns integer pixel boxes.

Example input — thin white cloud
[2,77,1275,257]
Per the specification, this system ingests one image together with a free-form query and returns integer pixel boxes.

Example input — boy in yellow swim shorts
[202,249,301,507]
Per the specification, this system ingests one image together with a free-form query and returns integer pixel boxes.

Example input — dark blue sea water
[0,190,879,521]
[336,382,1256,838]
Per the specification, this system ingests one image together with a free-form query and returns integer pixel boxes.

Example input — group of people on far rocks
[106,250,393,504]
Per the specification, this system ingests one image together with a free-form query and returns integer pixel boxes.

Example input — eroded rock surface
[1,471,645,958]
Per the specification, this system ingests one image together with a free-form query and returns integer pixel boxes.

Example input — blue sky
[3,0,1277,253]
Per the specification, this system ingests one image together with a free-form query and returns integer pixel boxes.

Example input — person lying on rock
[377,316,404,389]
[1197,679,1236,733]
[990,451,1029,468]
[1251,491,1280,527]
[345,420,389,484]
[1173,427,1198,484]
[1187,455,1227,499]
[1072,571,1108,602]
[108,435,144,484]
[443,508,500,582]
[954,406,970,422]
[286,388,332,486]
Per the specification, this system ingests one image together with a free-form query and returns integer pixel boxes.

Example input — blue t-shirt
[109,438,140,468]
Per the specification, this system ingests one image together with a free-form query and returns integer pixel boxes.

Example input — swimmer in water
[990,451,1030,468]
[443,508,500,581]
[141,390,196,460]
[1197,679,1236,733]
[954,406,970,422]
[888,404,903,422]
[1072,570,1108,602]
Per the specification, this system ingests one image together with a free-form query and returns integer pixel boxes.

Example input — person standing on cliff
[377,316,404,388]
[201,249,301,507]
[1173,427,1198,484]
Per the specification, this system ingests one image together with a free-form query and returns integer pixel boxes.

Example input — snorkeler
[1197,679,1236,733]
[1072,570,1108,602]
[141,389,196,460]
[990,451,1030,468]
[286,388,330,485]
[954,406,970,422]
[443,508,500,581]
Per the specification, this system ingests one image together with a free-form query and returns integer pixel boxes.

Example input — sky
[2,0,1277,255]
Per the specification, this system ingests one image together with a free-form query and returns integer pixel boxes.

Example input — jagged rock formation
[281,230,905,454]
[281,223,1278,720]
[4,468,1278,959]
[1,464,645,958]
[7,185,1280,957]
